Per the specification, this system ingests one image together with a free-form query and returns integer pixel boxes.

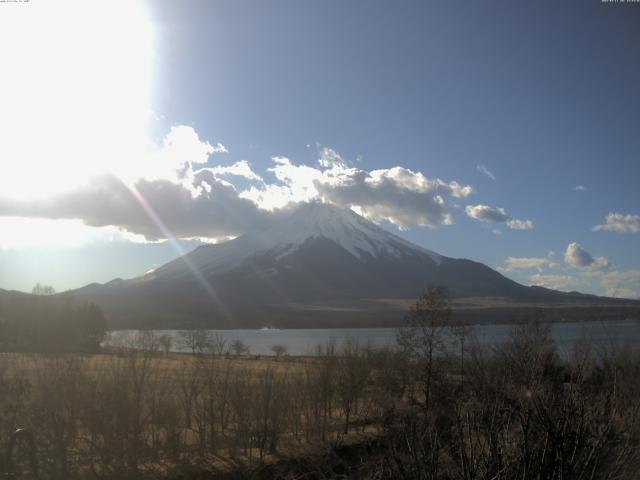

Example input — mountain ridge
[68,202,638,328]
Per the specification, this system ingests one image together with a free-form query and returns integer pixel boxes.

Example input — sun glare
[0,0,153,199]
[0,217,146,250]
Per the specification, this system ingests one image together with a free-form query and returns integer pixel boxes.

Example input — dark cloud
[0,175,275,241]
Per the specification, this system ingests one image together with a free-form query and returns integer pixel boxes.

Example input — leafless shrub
[270,344,287,360]
[30,356,86,479]
[178,329,210,355]
[336,339,371,434]
[158,334,172,357]
[230,339,250,356]
[207,332,227,356]
[252,367,290,461]
[397,286,451,410]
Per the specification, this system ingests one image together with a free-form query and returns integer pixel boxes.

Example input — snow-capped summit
[246,202,442,261]
[152,202,440,281]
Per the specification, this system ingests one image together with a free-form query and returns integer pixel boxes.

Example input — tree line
[0,286,107,353]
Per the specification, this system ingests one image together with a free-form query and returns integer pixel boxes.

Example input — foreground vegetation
[0,290,106,353]
[0,288,638,479]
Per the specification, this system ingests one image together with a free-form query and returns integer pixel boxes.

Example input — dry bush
[336,339,371,434]
[380,320,640,480]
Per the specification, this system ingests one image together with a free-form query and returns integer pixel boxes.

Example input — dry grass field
[1,320,640,480]
[0,339,396,479]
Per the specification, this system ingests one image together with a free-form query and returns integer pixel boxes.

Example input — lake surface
[108,319,640,356]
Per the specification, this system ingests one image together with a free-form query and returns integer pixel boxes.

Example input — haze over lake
[108,319,640,357]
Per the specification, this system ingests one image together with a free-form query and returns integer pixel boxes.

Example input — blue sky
[0,0,638,297]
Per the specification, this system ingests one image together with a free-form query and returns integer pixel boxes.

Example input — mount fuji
[72,203,638,328]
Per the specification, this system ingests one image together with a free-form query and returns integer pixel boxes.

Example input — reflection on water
[107,319,640,356]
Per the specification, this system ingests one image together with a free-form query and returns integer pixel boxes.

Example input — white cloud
[564,243,591,268]
[240,156,324,210]
[318,147,346,168]
[316,166,469,230]
[530,274,579,291]
[593,212,640,234]
[506,219,533,230]
[465,204,533,230]
[600,270,640,289]
[476,164,496,180]
[502,256,555,272]
[574,185,586,191]
[201,160,263,182]
[243,154,473,230]
[564,242,610,270]
[599,270,640,300]
[105,125,227,190]
[591,257,612,270]
[161,125,218,166]
[465,205,509,223]
[500,247,631,298]
[210,142,228,154]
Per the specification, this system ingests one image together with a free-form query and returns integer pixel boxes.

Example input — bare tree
[31,283,56,295]
[179,329,210,355]
[206,332,227,356]
[158,334,172,357]
[230,339,250,356]
[270,344,287,360]
[397,285,451,410]
[336,339,370,433]
[135,330,159,354]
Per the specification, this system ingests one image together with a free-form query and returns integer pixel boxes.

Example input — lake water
[108,319,640,356]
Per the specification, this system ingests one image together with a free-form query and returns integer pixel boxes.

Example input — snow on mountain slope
[252,202,441,261]
[151,202,441,281]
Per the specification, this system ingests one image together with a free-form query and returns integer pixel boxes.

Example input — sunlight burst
[0,0,153,199]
